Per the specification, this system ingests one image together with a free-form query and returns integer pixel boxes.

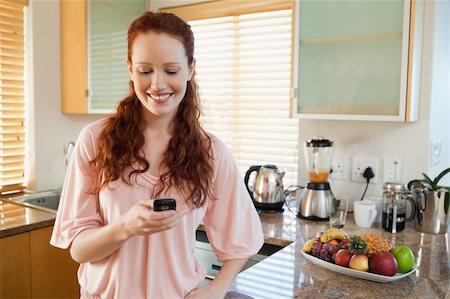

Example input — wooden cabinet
[0,233,31,298]
[60,0,87,114]
[292,0,424,121]
[30,227,79,298]
[0,227,79,298]
[60,0,146,114]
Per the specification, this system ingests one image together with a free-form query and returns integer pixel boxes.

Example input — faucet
[64,141,75,166]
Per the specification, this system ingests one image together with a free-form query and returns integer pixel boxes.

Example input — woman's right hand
[119,199,187,238]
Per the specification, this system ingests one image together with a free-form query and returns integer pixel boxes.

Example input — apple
[335,249,352,267]
[391,245,415,273]
[349,254,369,271]
[369,251,398,276]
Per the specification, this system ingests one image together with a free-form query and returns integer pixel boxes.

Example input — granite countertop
[228,209,450,299]
[3,199,449,298]
[0,200,56,238]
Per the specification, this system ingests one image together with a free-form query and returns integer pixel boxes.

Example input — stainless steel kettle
[244,164,285,211]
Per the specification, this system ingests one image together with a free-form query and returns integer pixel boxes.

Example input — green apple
[391,245,415,273]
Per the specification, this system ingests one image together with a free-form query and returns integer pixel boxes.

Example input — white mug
[363,197,383,224]
[354,201,378,228]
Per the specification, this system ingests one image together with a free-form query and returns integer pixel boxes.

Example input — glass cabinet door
[88,0,146,112]
[293,0,412,121]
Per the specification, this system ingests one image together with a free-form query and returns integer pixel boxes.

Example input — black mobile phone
[153,198,176,211]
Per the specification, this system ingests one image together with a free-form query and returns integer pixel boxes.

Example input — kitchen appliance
[411,187,450,234]
[244,164,285,212]
[382,182,415,233]
[298,137,335,220]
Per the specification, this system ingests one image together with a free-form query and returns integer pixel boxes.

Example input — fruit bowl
[301,251,417,283]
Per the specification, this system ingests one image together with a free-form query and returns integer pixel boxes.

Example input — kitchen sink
[7,190,61,213]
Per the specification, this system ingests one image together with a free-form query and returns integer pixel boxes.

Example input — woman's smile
[147,92,174,103]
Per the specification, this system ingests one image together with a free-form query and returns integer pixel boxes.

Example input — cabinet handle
[212,264,222,271]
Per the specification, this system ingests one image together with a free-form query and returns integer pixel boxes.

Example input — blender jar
[304,137,333,183]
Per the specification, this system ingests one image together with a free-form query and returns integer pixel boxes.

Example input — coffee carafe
[298,136,335,220]
[382,182,416,233]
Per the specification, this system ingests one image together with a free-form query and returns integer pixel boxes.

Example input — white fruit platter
[301,251,418,283]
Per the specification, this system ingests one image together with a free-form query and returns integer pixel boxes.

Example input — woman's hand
[185,284,227,299]
[120,199,187,238]
[185,258,248,299]
[70,199,187,263]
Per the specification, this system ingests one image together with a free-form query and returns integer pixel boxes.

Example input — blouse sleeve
[203,138,264,262]
[50,123,104,249]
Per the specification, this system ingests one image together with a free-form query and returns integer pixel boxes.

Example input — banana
[319,228,349,243]
[303,239,319,253]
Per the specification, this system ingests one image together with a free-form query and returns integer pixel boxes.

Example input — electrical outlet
[430,138,443,166]
[331,156,346,180]
[351,157,378,183]
[383,159,402,182]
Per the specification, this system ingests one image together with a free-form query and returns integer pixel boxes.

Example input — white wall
[27,0,101,192]
[427,0,450,186]
[28,0,448,199]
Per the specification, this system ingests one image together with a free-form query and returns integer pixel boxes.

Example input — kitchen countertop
[227,209,450,299]
[2,200,449,298]
[0,200,56,238]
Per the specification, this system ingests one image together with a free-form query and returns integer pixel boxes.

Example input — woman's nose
[151,72,166,90]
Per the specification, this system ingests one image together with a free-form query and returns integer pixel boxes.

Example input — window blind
[162,1,299,186]
[0,0,27,193]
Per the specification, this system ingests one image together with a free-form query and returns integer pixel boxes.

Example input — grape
[322,243,330,252]
[324,255,332,262]
[320,249,328,259]
[328,245,338,255]
[311,247,320,257]
[314,242,323,251]
[341,243,349,250]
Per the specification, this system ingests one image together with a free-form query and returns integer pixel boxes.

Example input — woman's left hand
[185,285,227,299]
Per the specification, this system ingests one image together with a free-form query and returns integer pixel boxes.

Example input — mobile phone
[153,198,176,211]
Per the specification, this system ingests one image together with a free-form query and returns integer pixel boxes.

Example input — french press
[382,182,416,233]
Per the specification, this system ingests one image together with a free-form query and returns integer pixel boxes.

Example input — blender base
[297,183,335,220]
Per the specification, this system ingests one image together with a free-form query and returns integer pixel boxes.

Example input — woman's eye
[138,69,151,75]
[166,70,178,75]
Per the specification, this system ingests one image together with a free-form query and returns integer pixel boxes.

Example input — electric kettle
[244,164,285,211]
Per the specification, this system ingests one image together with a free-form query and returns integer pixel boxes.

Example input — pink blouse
[50,119,264,299]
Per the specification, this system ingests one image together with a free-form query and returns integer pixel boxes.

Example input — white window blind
[0,0,27,193]
[163,1,299,186]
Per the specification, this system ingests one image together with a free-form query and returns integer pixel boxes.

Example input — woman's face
[127,32,194,119]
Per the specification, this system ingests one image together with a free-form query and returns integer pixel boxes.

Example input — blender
[298,136,335,220]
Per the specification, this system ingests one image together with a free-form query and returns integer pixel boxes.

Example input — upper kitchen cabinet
[292,0,423,121]
[60,0,146,114]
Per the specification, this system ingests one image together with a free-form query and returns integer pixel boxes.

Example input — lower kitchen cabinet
[30,227,79,298]
[0,227,79,299]
[0,232,31,298]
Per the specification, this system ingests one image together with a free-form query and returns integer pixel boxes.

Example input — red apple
[369,251,398,276]
[349,254,369,271]
[335,249,352,267]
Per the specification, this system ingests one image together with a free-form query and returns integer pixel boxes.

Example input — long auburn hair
[90,11,214,208]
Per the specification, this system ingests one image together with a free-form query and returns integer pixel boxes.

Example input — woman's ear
[187,59,196,81]
[126,58,133,81]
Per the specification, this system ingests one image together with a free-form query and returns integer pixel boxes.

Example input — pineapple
[348,235,368,255]
[361,232,392,256]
